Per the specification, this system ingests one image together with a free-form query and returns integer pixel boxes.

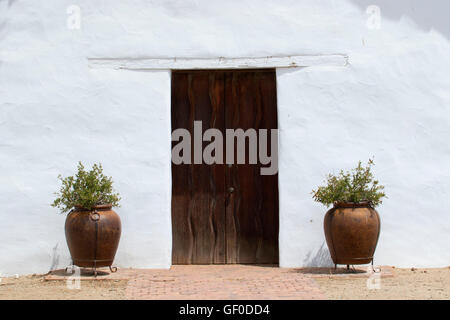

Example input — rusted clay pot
[65,204,121,268]
[324,201,380,265]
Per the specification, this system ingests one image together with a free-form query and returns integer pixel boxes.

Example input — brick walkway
[125,265,326,300]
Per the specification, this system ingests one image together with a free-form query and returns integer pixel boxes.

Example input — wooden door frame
[88,55,348,70]
[170,69,280,265]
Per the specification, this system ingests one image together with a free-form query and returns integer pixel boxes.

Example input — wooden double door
[171,70,278,264]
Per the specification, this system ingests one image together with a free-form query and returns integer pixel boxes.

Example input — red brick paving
[125,265,326,300]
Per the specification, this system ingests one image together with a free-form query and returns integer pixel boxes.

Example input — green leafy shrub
[52,162,121,214]
[312,159,386,208]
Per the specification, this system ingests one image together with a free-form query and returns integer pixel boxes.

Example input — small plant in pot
[52,162,121,275]
[312,159,386,269]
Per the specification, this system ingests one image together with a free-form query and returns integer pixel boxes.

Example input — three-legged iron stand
[334,259,380,273]
[65,260,118,278]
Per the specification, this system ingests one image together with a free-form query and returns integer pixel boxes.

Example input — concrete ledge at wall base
[88,55,349,70]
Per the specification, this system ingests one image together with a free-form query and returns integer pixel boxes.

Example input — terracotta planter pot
[324,201,380,265]
[65,204,121,268]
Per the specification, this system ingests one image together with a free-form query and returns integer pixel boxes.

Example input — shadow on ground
[292,267,367,275]
[49,268,110,278]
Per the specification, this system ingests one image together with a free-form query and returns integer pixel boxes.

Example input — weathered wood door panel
[224,71,279,264]
[171,70,278,264]
[171,71,226,264]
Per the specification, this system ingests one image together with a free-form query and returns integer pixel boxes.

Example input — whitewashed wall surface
[0,0,449,275]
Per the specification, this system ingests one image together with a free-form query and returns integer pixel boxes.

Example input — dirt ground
[0,274,127,300]
[315,267,450,300]
[0,267,449,300]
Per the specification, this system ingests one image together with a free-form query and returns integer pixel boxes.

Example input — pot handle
[90,210,100,221]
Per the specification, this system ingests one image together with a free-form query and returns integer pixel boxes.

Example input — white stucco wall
[0,0,449,275]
